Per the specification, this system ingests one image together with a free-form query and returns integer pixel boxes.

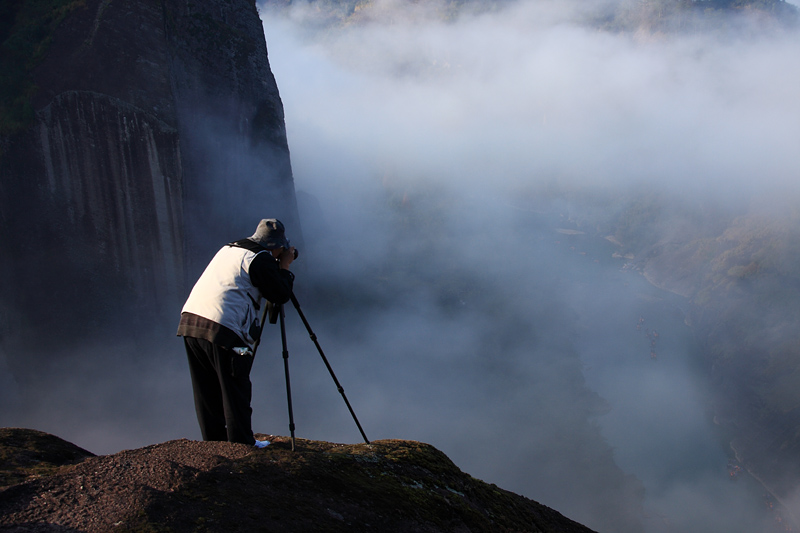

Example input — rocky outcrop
[0,0,300,375]
[0,428,597,532]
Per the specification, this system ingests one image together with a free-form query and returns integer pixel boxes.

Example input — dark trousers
[184,337,255,445]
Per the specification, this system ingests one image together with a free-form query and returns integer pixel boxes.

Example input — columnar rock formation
[0,0,300,375]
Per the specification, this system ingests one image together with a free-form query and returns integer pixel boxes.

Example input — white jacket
[182,245,267,349]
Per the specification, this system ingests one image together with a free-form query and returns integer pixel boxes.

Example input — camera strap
[228,238,269,254]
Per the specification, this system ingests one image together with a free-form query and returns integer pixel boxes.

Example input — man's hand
[278,246,297,270]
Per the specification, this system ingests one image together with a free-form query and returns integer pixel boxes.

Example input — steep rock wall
[161,0,300,264]
[0,0,299,376]
[36,91,184,302]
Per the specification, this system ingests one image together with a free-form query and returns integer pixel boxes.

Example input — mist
[254,0,799,531]
[1,0,798,531]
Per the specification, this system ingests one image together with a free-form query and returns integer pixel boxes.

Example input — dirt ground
[0,428,595,533]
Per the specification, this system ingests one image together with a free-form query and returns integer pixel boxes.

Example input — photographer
[177,219,296,447]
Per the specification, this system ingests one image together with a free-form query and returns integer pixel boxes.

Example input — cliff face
[159,0,299,261]
[0,0,299,373]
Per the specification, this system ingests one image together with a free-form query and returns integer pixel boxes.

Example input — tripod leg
[289,293,370,444]
[279,304,297,451]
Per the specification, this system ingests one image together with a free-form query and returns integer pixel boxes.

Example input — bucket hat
[248,219,290,250]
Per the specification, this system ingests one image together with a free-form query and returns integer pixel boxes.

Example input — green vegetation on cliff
[0,0,84,136]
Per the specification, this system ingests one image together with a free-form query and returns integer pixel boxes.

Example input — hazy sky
[262,0,800,202]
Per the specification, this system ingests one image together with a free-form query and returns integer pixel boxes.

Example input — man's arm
[249,251,294,304]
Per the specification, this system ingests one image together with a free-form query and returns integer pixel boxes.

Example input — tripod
[263,293,370,451]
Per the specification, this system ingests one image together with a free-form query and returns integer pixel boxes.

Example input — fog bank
[256,0,799,530]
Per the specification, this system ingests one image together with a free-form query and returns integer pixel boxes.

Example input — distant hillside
[0,428,596,532]
[601,0,799,34]
[544,186,800,519]
[260,0,799,32]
